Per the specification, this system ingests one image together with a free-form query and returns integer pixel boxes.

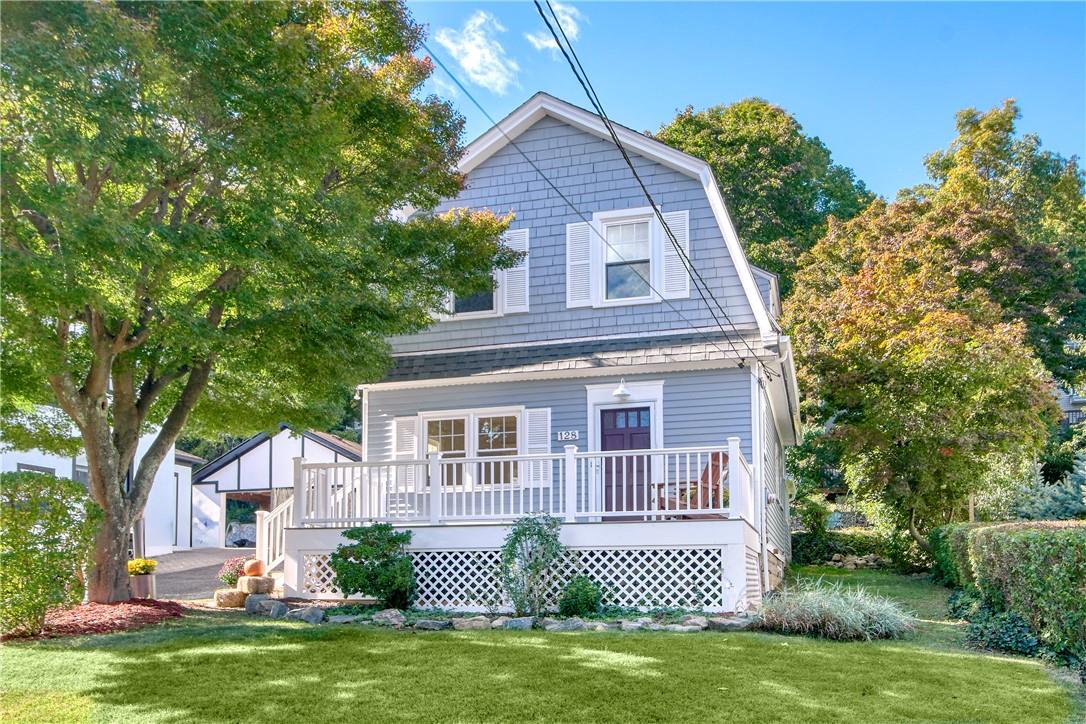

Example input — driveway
[153,547,253,600]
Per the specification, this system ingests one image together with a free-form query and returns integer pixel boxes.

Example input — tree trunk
[87,506,133,603]
[908,511,933,555]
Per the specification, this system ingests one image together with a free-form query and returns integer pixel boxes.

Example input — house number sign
[557,430,580,441]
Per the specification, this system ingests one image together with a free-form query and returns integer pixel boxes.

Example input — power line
[421,42,765,369]
[534,0,779,380]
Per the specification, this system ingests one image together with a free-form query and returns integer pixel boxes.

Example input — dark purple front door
[600,407,651,514]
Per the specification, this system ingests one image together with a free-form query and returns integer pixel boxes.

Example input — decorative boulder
[503,616,534,630]
[451,616,491,631]
[664,624,702,633]
[327,614,363,624]
[245,593,271,614]
[286,607,325,625]
[490,616,511,629]
[546,617,584,632]
[237,575,275,594]
[414,619,452,631]
[679,615,709,629]
[215,588,248,608]
[371,609,407,627]
[243,559,267,577]
[619,620,644,631]
[707,616,753,632]
[260,599,288,619]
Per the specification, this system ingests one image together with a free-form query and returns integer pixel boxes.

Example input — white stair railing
[255,496,293,571]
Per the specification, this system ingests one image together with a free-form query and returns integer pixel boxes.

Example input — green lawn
[0,570,1078,723]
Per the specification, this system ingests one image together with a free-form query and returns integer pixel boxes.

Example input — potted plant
[127,558,158,598]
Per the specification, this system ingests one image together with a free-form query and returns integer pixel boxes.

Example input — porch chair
[654,451,729,519]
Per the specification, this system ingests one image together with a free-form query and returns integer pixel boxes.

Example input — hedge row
[929,520,1086,668]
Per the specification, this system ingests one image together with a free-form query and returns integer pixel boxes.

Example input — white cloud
[435,11,520,95]
[525,2,584,55]
[430,73,459,99]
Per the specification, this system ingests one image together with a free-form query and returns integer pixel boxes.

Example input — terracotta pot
[130,573,156,599]
[243,559,266,577]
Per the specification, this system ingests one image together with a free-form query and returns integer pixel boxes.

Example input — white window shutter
[393,416,419,488]
[659,210,690,299]
[566,221,593,308]
[523,407,552,487]
[501,228,530,314]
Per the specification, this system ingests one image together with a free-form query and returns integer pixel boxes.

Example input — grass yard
[1,569,1078,723]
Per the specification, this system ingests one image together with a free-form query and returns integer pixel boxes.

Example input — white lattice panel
[301,546,726,611]
[302,553,339,596]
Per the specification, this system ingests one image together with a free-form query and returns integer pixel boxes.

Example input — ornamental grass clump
[757,579,916,641]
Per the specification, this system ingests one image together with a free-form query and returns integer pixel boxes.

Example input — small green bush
[330,524,415,609]
[558,576,602,617]
[0,471,101,637]
[217,556,248,586]
[791,529,885,565]
[947,589,982,620]
[757,580,916,641]
[965,608,1040,657]
[499,514,564,617]
[127,558,157,576]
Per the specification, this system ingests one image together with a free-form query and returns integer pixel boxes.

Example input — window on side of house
[74,464,89,485]
[604,218,652,300]
[422,411,522,487]
[477,414,519,486]
[426,417,466,487]
[452,289,495,315]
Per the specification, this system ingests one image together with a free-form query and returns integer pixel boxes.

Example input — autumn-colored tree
[905,100,1086,384]
[1,2,512,602]
[786,200,1058,547]
[655,99,872,295]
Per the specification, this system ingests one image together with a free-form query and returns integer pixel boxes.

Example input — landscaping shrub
[330,524,415,609]
[217,556,248,586]
[946,589,982,620]
[127,559,158,576]
[0,471,101,637]
[499,514,563,617]
[558,576,602,617]
[757,579,916,641]
[1014,455,1086,520]
[970,521,1086,668]
[965,608,1040,657]
[791,528,886,565]
[928,522,984,588]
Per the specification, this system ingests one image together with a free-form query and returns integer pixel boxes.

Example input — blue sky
[409,1,1085,199]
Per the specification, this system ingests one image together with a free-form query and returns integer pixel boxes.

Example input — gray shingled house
[262,93,800,613]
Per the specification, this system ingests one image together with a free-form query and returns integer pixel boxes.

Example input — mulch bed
[6,599,186,640]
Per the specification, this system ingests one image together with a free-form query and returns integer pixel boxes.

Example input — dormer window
[604,218,652,300]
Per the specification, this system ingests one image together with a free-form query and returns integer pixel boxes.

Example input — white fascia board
[457,92,777,338]
[762,336,802,446]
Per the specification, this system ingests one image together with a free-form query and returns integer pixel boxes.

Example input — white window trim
[448,283,503,320]
[416,405,527,488]
[591,207,663,308]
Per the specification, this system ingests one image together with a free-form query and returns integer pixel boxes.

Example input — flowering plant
[218,556,248,586]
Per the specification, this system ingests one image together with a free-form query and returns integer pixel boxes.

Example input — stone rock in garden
[619,620,643,632]
[831,553,844,562]
[414,619,452,631]
[553,617,584,632]
[582,621,613,632]
[286,607,325,625]
[236,576,275,594]
[260,600,289,619]
[503,616,534,630]
[664,624,702,633]
[539,617,560,629]
[371,609,407,627]
[490,617,511,629]
[680,615,709,629]
[451,616,491,631]
[327,614,363,624]
[245,593,271,614]
[707,616,753,632]
[215,588,248,608]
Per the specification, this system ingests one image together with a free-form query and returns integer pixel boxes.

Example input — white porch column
[428,452,442,525]
[563,445,578,522]
[292,457,306,528]
[727,437,747,522]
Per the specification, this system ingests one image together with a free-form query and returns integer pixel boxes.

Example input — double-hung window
[448,228,531,318]
[604,218,652,301]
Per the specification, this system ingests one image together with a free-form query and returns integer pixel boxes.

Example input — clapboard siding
[390,115,756,354]
[367,368,754,462]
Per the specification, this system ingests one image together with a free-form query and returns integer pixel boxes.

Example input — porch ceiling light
[612,378,631,402]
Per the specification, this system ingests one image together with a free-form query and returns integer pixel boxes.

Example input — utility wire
[421,42,766,368]
[534,0,779,380]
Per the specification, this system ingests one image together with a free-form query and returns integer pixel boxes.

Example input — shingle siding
[389,116,756,354]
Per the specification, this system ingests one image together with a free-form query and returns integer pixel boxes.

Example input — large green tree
[1,1,511,602]
[786,200,1058,547]
[655,99,872,295]
[905,100,1086,385]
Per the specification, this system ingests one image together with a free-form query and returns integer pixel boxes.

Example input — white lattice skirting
[302,546,730,611]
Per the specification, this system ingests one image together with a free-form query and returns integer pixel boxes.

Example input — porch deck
[260,438,774,612]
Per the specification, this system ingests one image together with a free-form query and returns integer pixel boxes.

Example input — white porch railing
[254,496,293,570]
[289,437,756,529]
